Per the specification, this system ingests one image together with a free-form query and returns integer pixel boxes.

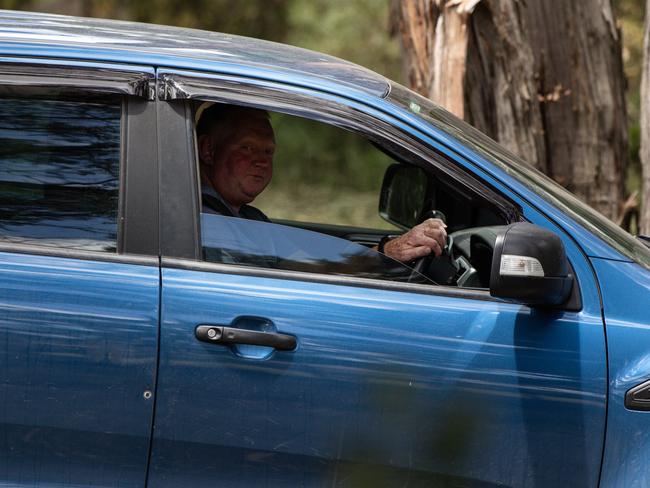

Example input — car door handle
[195,325,297,351]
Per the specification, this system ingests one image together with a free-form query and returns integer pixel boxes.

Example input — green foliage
[271,113,391,190]
[613,0,645,196]
[0,0,290,39]
[255,113,397,228]
[0,0,29,9]
[127,0,290,41]
[287,0,402,82]
[614,0,645,105]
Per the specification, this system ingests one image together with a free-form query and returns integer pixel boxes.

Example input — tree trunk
[392,0,628,222]
[391,0,480,118]
[464,1,546,172]
[522,1,627,220]
[641,0,650,234]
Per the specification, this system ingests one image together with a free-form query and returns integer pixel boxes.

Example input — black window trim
[0,59,159,262]
[157,69,524,302]
[158,96,201,260]
[0,57,155,99]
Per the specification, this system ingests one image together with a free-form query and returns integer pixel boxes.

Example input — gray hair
[196,103,270,156]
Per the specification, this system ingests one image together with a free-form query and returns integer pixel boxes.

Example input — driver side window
[195,102,508,288]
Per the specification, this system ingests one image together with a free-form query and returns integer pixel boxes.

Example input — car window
[0,93,121,252]
[255,112,399,230]
[195,103,507,287]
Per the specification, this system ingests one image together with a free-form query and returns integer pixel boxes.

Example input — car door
[0,60,159,487]
[148,72,607,487]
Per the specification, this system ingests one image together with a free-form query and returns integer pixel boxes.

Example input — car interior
[194,102,520,289]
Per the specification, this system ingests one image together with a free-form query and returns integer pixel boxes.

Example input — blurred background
[0,0,645,230]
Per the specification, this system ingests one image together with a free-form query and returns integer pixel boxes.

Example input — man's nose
[252,151,272,166]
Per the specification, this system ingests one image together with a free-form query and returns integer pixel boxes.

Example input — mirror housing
[490,223,573,307]
[379,164,428,230]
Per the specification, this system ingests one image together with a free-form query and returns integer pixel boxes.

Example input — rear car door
[0,60,159,487]
[149,71,606,487]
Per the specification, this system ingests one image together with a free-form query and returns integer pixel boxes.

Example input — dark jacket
[201,193,269,222]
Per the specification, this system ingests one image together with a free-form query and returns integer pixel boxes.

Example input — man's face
[207,116,275,210]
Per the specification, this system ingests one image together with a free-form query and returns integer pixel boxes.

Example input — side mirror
[379,164,428,230]
[490,223,574,307]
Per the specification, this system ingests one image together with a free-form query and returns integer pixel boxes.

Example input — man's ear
[198,134,213,165]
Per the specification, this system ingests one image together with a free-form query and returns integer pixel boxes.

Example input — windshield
[387,82,650,270]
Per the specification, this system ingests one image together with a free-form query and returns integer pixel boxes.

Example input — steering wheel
[408,211,459,285]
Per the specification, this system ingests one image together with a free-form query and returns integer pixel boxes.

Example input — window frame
[157,69,522,300]
[0,58,158,264]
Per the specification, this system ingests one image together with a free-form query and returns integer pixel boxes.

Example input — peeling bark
[391,0,480,117]
[464,1,546,171]
[392,0,628,222]
[391,1,437,99]
[430,0,481,117]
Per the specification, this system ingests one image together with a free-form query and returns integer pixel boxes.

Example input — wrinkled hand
[382,218,447,262]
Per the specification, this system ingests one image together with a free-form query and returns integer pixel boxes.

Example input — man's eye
[239,144,254,153]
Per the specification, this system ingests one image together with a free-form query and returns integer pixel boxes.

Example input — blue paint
[0,252,159,487]
[592,258,650,487]
[150,256,606,486]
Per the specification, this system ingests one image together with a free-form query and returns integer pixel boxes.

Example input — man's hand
[382,218,447,262]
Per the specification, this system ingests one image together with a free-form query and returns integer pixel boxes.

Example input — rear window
[0,94,122,252]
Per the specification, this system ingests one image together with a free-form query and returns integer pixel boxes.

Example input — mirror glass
[379,164,428,229]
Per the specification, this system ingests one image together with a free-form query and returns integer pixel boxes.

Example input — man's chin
[241,190,264,204]
[242,184,269,202]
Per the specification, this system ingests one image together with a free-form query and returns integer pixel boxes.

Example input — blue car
[0,9,649,488]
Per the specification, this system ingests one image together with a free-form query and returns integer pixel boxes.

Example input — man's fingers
[423,230,447,250]
[428,239,443,257]
[381,217,448,262]
[422,218,447,233]
[411,232,445,256]
[421,220,447,249]
[426,217,447,228]
[408,239,442,260]
[403,245,433,262]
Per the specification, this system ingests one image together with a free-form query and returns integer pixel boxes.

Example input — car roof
[0,9,391,98]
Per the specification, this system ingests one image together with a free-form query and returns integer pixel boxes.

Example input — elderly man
[197,104,447,263]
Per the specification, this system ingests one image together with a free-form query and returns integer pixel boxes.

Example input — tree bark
[391,0,481,117]
[392,0,628,222]
[464,1,546,172]
[390,0,437,99]
[641,0,650,234]
[522,0,627,220]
